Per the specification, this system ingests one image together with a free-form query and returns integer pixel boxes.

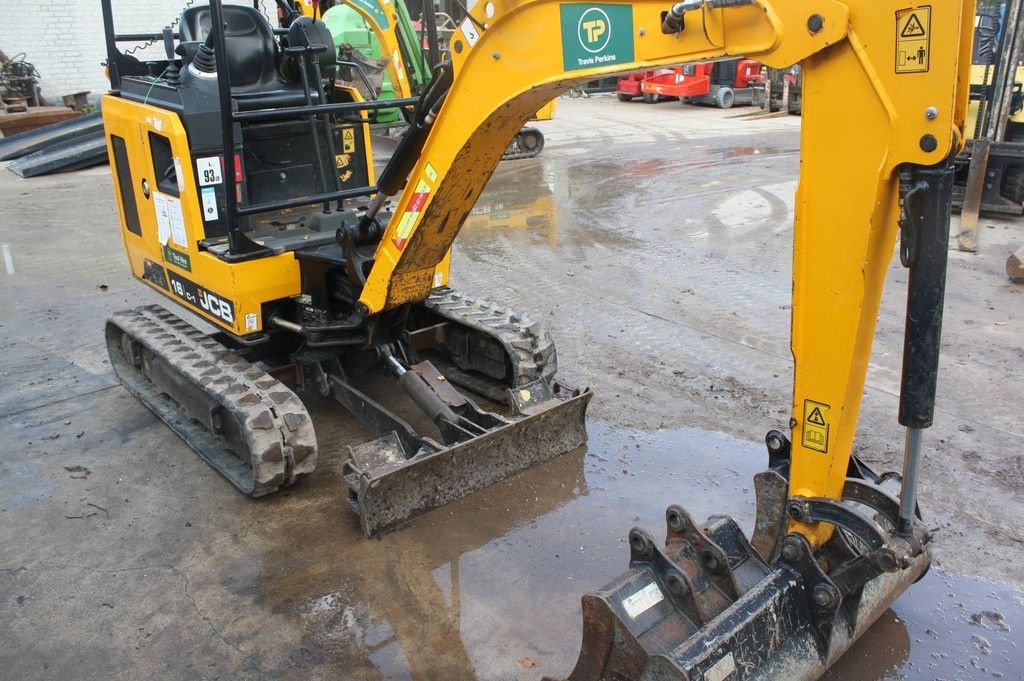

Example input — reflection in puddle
[456,135,799,263]
[248,422,1024,680]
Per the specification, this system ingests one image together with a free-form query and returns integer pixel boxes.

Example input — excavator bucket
[342,377,591,536]
[551,454,931,681]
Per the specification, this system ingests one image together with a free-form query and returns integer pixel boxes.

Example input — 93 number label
[196,157,223,187]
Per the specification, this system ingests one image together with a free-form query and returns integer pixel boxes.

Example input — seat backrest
[179,5,281,91]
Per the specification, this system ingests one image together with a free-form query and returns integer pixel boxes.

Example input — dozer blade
[552,470,931,681]
[106,305,317,496]
[343,383,591,536]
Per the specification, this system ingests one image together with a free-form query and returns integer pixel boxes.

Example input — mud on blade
[343,382,590,537]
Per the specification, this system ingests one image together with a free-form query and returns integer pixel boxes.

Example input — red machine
[641,58,763,108]
[615,70,673,102]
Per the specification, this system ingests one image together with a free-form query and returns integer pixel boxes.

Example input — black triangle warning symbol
[807,407,827,426]
[901,13,926,38]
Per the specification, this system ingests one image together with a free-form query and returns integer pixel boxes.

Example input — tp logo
[578,7,611,53]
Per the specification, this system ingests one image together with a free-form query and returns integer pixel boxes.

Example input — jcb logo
[199,289,235,324]
[578,8,611,53]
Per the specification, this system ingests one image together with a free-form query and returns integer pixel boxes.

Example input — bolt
[666,574,689,596]
[492,51,501,60]
[919,134,938,152]
[807,14,824,33]
[667,509,684,532]
[876,549,898,572]
[925,106,938,120]
[701,550,721,573]
[781,539,802,562]
[629,530,649,555]
[638,28,646,36]
[788,502,805,521]
[812,583,839,609]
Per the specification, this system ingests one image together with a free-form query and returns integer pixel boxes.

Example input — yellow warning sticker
[895,6,931,74]
[802,399,831,453]
[425,163,438,183]
[342,127,356,153]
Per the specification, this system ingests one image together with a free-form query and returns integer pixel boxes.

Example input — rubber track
[501,127,545,161]
[106,305,317,496]
[421,287,557,402]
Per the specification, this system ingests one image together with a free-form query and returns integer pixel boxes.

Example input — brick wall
[0,1,277,104]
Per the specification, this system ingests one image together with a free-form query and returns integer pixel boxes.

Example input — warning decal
[802,399,831,453]
[895,6,931,73]
[342,127,356,153]
[392,179,431,251]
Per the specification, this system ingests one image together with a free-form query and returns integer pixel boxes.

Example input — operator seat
[179,5,334,110]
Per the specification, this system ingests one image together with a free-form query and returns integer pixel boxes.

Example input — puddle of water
[248,421,1024,680]
[455,132,799,262]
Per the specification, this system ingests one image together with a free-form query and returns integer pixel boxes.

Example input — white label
[154,192,171,245]
[168,197,187,247]
[461,18,480,48]
[245,313,259,333]
[196,156,223,186]
[201,187,219,221]
[433,271,443,288]
[155,192,188,248]
[622,582,663,619]
[704,652,736,681]
[173,156,185,193]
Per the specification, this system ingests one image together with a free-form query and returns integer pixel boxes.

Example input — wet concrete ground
[2,97,1023,680]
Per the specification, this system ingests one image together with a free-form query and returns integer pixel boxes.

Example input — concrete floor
[1,97,1023,680]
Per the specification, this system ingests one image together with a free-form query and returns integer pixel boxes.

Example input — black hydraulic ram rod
[896,161,955,534]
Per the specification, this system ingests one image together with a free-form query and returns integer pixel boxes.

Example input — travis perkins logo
[578,8,611,53]
[560,4,634,71]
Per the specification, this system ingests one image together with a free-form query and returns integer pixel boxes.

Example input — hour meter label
[168,272,235,326]
[802,399,831,453]
[895,6,930,73]
[196,156,223,186]
[560,4,634,71]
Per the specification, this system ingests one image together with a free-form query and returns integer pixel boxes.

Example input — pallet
[0,106,80,138]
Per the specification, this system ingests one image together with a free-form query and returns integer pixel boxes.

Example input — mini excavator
[100,0,973,677]
[99,0,590,537]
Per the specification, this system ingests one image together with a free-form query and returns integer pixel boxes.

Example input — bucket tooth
[551,474,931,681]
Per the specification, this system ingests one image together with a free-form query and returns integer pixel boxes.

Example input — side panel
[101,94,302,336]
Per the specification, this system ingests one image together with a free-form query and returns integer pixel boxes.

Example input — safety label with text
[895,6,931,73]
[392,179,431,251]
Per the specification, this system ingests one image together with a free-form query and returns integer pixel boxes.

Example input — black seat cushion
[180,5,289,94]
